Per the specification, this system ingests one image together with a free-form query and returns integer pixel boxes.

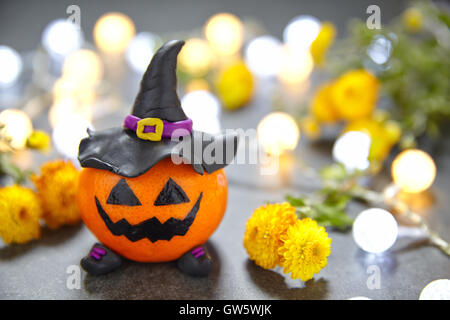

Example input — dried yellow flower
[31,160,81,229]
[0,185,42,244]
[331,69,379,121]
[310,22,336,66]
[279,218,332,282]
[27,130,51,151]
[216,61,253,110]
[243,203,297,269]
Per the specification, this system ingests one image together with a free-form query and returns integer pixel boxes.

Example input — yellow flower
[216,61,253,110]
[0,185,42,244]
[344,117,402,162]
[331,69,379,120]
[301,116,321,140]
[243,203,298,269]
[311,83,340,123]
[27,130,51,151]
[403,8,424,33]
[31,160,81,229]
[310,22,336,66]
[278,218,332,282]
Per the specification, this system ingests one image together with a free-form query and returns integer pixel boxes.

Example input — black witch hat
[78,40,238,177]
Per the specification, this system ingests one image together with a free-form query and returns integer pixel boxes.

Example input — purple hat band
[124,115,193,141]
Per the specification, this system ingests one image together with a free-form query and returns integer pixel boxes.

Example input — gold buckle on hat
[136,118,164,141]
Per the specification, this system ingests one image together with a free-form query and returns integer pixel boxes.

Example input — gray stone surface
[0,0,448,300]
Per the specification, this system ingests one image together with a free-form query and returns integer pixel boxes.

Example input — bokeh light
[245,35,283,78]
[257,112,300,155]
[353,208,398,254]
[125,32,160,74]
[178,38,214,76]
[41,19,83,57]
[283,15,321,51]
[277,46,313,85]
[93,12,136,54]
[0,109,33,149]
[49,97,92,128]
[392,149,436,193]
[52,116,92,159]
[367,35,393,65]
[0,45,23,88]
[419,279,450,300]
[181,90,221,134]
[62,49,103,88]
[204,13,243,55]
[185,79,210,93]
[333,131,371,171]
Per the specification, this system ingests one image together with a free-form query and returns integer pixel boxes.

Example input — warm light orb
[185,79,210,93]
[52,116,92,159]
[0,109,33,149]
[333,131,371,171]
[52,76,97,106]
[257,112,300,155]
[277,46,313,85]
[353,208,398,254]
[392,149,436,193]
[419,279,450,300]
[0,46,23,87]
[245,35,283,78]
[49,97,92,128]
[62,49,103,87]
[125,32,160,74]
[283,15,321,51]
[42,19,83,57]
[204,13,243,55]
[181,90,221,134]
[94,12,136,54]
[178,38,214,76]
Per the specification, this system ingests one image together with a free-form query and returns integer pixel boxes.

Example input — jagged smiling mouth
[94,193,203,243]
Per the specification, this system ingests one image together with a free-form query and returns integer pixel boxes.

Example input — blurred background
[0,0,449,300]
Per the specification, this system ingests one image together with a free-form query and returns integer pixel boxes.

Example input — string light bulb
[178,38,214,76]
[257,112,300,155]
[245,35,283,78]
[41,19,83,57]
[204,13,243,55]
[125,32,160,74]
[52,116,92,159]
[62,49,103,88]
[392,149,436,193]
[181,90,221,134]
[333,131,371,171]
[277,46,313,85]
[0,109,33,149]
[353,208,398,254]
[283,15,321,51]
[419,279,450,300]
[0,46,23,88]
[94,12,135,54]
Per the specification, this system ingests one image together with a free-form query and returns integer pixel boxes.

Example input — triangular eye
[154,178,190,206]
[107,179,141,206]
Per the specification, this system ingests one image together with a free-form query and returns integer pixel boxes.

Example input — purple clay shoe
[80,243,122,276]
[176,245,212,277]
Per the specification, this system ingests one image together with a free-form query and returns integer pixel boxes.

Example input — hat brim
[78,128,238,178]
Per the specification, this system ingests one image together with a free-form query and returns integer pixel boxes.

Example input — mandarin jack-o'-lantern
[77,40,238,277]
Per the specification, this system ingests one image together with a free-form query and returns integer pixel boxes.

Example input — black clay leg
[176,245,212,277]
[80,243,122,276]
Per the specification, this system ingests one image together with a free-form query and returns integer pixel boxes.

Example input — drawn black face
[96,178,202,243]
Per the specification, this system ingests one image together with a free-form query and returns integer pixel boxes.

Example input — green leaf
[320,163,349,182]
[285,195,307,207]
